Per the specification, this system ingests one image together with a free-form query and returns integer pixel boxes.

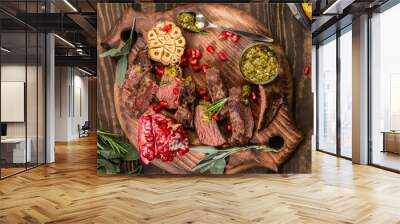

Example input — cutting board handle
[101,8,137,50]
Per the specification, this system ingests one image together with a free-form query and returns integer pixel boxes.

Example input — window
[339,28,352,158]
[317,36,337,154]
[370,3,400,171]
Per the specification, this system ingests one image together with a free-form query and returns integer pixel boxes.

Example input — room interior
[0,0,400,222]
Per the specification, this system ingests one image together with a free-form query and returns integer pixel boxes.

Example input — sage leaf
[190,146,219,154]
[100,48,121,58]
[116,55,128,88]
[210,158,226,174]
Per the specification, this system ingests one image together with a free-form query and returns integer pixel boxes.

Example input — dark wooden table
[97,2,312,173]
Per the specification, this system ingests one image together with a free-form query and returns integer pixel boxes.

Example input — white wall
[54,67,89,141]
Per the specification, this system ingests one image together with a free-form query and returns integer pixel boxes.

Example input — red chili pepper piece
[201,64,208,73]
[173,87,180,95]
[212,114,220,121]
[225,31,233,37]
[231,34,240,43]
[251,91,257,101]
[199,88,208,96]
[218,32,228,40]
[206,45,215,53]
[304,66,310,75]
[162,24,173,32]
[203,95,211,102]
[218,51,227,61]
[175,77,184,84]
[192,64,201,71]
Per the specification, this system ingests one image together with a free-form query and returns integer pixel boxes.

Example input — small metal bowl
[239,42,279,85]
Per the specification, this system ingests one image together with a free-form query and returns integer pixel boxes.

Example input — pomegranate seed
[185,48,192,57]
[225,31,233,37]
[199,88,208,96]
[175,77,183,84]
[218,32,228,40]
[212,114,220,121]
[231,34,240,43]
[206,45,215,53]
[251,91,257,100]
[189,58,198,65]
[181,56,188,64]
[192,64,201,72]
[159,100,168,107]
[227,123,232,131]
[162,24,172,32]
[304,66,310,75]
[153,104,162,113]
[173,87,180,95]
[155,66,164,77]
[218,51,227,61]
[201,64,208,73]
[191,50,196,57]
[194,49,202,59]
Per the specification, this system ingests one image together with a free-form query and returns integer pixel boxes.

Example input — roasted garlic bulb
[147,20,185,65]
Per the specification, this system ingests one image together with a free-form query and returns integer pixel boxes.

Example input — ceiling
[0,0,97,74]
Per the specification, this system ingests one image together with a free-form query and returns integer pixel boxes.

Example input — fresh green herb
[191,145,279,174]
[100,17,136,88]
[97,128,142,174]
[184,76,192,86]
[203,97,228,121]
[240,85,251,105]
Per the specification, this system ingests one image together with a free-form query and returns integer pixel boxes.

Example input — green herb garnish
[97,128,142,174]
[203,97,227,121]
[191,145,279,174]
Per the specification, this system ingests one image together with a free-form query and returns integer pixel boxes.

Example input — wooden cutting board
[103,4,301,174]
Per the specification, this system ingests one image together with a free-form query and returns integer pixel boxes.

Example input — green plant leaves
[116,55,128,88]
[97,128,142,174]
[190,145,280,174]
[123,144,140,161]
[210,158,226,174]
[190,146,218,154]
[97,158,120,174]
[99,17,136,88]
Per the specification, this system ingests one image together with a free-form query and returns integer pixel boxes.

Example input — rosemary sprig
[203,97,228,120]
[191,145,279,174]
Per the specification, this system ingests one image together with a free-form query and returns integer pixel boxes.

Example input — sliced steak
[206,67,227,101]
[174,81,196,128]
[122,65,158,118]
[206,67,228,116]
[257,85,268,130]
[156,75,182,109]
[228,87,254,145]
[194,105,226,146]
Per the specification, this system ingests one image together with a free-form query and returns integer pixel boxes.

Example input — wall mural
[97,2,312,175]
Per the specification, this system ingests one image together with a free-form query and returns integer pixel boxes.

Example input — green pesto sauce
[241,45,279,84]
[177,12,200,33]
[240,85,251,105]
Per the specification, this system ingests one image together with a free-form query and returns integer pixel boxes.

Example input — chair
[79,121,90,138]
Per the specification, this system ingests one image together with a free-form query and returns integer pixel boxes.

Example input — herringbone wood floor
[0,136,399,224]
